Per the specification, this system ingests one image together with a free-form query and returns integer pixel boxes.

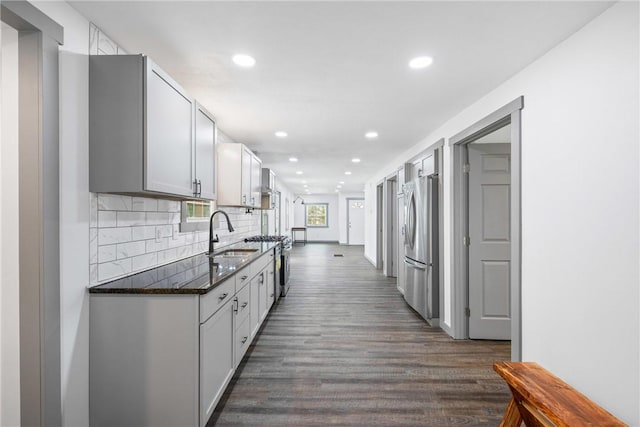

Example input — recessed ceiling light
[337,185,342,188]
[232,54,256,68]
[365,131,378,139]
[303,184,308,188]
[409,56,433,69]
[345,171,352,175]
[275,131,288,138]
[352,158,361,163]
[302,180,307,184]
[339,181,345,184]
[296,171,303,175]
[335,189,339,192]
[289,157,298,162]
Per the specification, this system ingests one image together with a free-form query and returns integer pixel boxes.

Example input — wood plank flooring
[209,243,511,426]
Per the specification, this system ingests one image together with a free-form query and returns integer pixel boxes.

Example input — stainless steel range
[244,235,291,299]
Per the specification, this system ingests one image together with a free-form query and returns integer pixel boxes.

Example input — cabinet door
[241,148,252,206]
[250,274,261,338]
[267,265,275,311]
[200,299,234,427]
[251,155,262,208]
[234,316,251,368]
[195,103,216,200]
[145,59,194,197]
[259,267,268,323]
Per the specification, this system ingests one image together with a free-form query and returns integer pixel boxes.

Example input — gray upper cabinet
[90,54,215,200]
[241,147,252,206]
[250,154,262,208]
[145,61,194,197]
[217,142,263,208]
[194,103,216,200]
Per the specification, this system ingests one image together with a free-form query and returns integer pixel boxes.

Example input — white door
[348,199,365,245]
[468,143,511,340]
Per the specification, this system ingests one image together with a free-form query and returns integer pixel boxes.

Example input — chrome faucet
[209,210,235,255]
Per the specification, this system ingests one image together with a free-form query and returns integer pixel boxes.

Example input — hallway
[210,244,511,426]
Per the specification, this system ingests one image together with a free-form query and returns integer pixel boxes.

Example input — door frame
[450,96,523,362]
[1,2,64,425]
[384,174,398,277]
[375,182,384,269]
[345,197,365,245]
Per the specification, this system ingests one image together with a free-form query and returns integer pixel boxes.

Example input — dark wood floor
[209,243,511,426]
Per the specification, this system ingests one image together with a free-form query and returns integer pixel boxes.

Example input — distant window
[305,203,328,228]
[180,200,213,232]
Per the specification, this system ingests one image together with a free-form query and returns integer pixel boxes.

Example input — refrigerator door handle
[407,191,416,249]
[404,258,426,270]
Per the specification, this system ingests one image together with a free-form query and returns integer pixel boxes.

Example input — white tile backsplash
[98,244,117,263]
[89,192,261,284]
[117,211,146,227]
[132,197,158,212]
[98,211,116,228]
[98,194,132,211]
[98,259,132,282]
[117,241,146,259]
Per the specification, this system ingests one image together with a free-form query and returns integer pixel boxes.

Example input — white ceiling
[70,1,612,195]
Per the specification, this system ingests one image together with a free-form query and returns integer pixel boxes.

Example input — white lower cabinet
[89,248,278,427]
[200,299,234,427]
[235,315,251,367]
[250,273,261,338]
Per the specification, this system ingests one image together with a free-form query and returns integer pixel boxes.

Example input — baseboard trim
[364,253,376,266]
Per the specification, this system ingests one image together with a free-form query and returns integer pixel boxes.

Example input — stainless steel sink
[213,248,259,257]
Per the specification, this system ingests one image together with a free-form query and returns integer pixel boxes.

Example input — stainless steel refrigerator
[403,174,439,325]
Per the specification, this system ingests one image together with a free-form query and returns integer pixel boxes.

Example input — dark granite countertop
[88,241,278,295]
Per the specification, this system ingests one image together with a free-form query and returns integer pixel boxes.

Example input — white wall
[364,3,639,424]
[293,194,339,242]
[338,192,365,244]
[0,22,21,427]
[275,178,295,237]
[28,2,91,425]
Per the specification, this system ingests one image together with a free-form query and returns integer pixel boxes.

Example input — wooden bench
[493,361,627,427]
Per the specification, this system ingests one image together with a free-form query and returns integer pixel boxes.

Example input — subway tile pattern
[89,193,261,285]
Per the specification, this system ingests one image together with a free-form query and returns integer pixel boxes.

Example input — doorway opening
[451,97,523,361]
[1,3,64,424]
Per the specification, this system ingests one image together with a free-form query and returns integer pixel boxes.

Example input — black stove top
[244,235,287,242]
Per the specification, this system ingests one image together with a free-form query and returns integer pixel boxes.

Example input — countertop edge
[88,241,277,295]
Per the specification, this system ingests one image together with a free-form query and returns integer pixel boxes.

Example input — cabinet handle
[241,336,248,344]
[259,272,264,284]
[197,179,202,197]
[243,195,246,204]
[241,275,248,280]
[218,292,229,301]
[241,302,248,309]
[270,293,274,297]
[193,179,199,196]
[233,297,238,313]
[251,197,255,206]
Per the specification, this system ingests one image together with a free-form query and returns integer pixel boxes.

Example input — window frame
[180,200,213,232]
[305,203,329,228]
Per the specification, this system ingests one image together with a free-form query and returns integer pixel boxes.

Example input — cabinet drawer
[251,250,274,278]
[235,316,251,367]
[235,282,250,328]
[235,268,251,293]
[200,278,235,323]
